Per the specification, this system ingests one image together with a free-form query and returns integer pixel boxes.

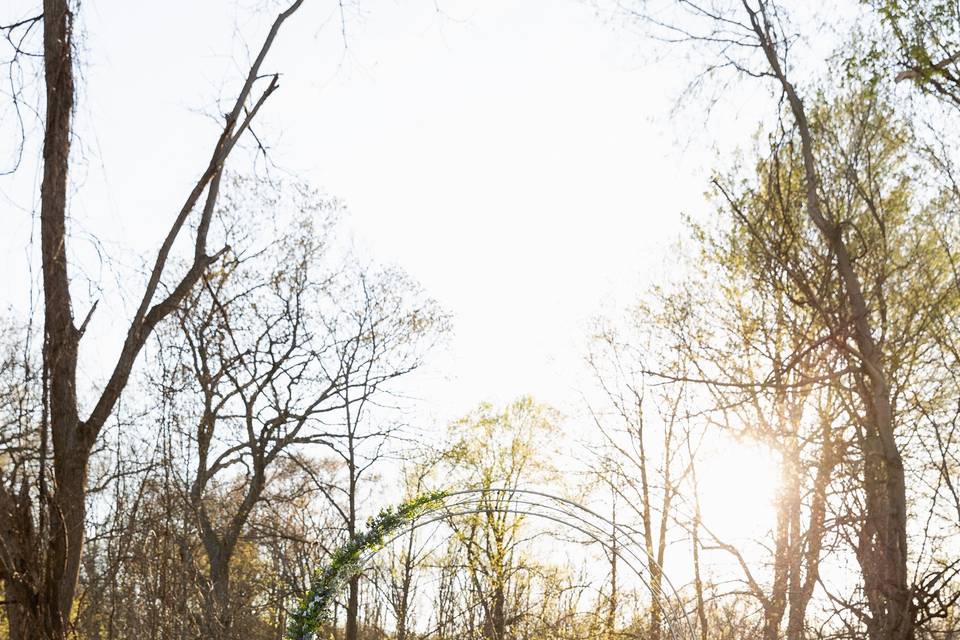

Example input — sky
[1,0,777,538]
[2,0,764,408]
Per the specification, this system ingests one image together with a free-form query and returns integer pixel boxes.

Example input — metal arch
[363,506,682,640]
[365,494,681,635]
[350,488,696,640]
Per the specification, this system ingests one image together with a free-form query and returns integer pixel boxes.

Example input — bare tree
[372,458,443,640]
[586,312,698,640]
[724,10,912,637]
[612,2,960,637]
[0,2,309,637]
[156,190,446,640]
[442,398,560,640]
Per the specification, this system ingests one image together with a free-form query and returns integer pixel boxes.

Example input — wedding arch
[287,488,695,640]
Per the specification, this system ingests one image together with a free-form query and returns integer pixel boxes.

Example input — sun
[696,433,781,543]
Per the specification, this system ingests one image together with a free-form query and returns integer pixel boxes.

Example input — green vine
[287,490,449,640]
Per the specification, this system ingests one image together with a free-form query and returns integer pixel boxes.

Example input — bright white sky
[2,0,779,542]
[3,0,770,412]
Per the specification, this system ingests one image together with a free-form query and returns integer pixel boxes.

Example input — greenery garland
[287,489,449,640]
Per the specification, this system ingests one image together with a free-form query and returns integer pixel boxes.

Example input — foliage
[286,490,449,640]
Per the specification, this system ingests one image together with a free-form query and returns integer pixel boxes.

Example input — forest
[1,1,959,639]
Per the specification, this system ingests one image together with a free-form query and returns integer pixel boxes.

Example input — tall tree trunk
[649,508,668,640]
[491,583,506,640]
[763,441,793,640]
[746,5,913,638]
[7,1,302,637]
[1,479,42,640]
[395,528,417,640]
[606,490,618,640]
[787,412,834,640]
[5,572,44,640]
[634,399,662,640]
[38,0,84,637]
[345,575,359,640]
[690,507,708,640]
[686,431,709,640]
[785,442,803,640]
[208,546,233,640]
[345,445,359,640]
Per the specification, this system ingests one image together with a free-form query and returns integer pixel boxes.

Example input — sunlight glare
[697,435,781,542]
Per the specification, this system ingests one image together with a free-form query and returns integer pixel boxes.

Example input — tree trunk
[606,492,618,640]
[763,443,792,640]
[787,414,834,640]
[38,0,84,637]
[202,540,234,640]
[490,583,506,640]
[6,576,44,640]
[747,6,913,638]
[395,529,417,640]
[344,405,360,640]
[690,515,708,640]
[345,575,359,640]
[9,1,302,636]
